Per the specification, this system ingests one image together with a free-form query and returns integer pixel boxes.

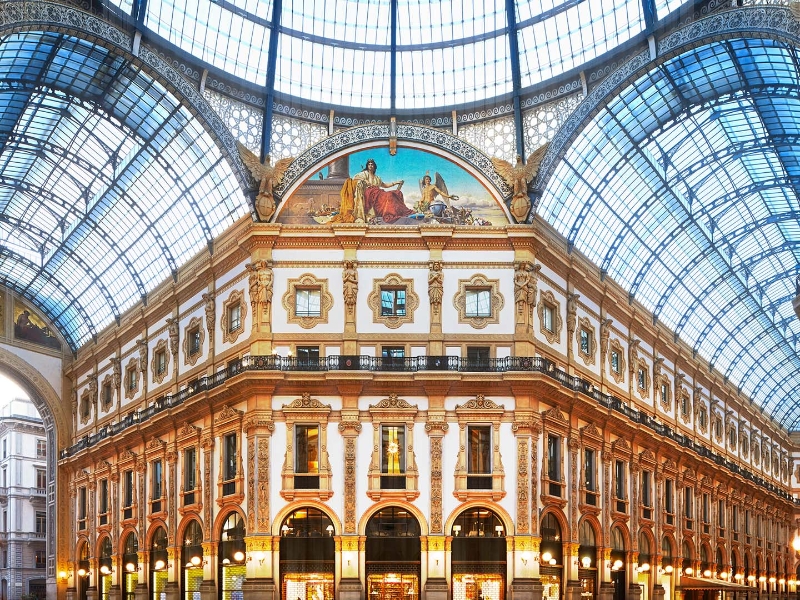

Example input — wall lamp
[612,560,623,571]
[99,565,115,575]
[58,571,68,583]
[153,560,171,571]
[77,568,90,578]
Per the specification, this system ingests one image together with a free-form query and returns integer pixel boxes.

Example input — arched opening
[218,512,246,600]
[541,513,564,600]
[731,549,739,582]
[715,548,724,578]
[182,520,204,600]
[450,507,506,600]
[365,507,421,600]
[610,526,626,600]
[76,540,90,600]
[699,545,710,577]
[744,553,752,586]
[279,506,335,600]
[150,526,168,600]
[681,541,693,576]
[98,536,113,600]
[637,532,651,600]
[122,532,140,600]
[578,520,597,600]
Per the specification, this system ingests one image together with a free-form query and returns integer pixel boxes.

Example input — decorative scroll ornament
[455,394,504,410]
[370,394,415,409]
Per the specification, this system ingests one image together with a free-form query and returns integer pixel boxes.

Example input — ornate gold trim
[221,289,248,344]
[576,316,596,366]
[182,316,205,367]
[281,273,333,329]
[635,359,650,400]
[537,290,562,344]
[366,394,419,501]
[280,393,333,501]
[608,338,625,384]
[124,358,139,400]
[367,273,419,329]
[453,395,506,501]
[454,274,504,329]
[151,338,169,385]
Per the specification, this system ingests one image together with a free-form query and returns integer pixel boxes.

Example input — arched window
[219,512,246,600]
[578,521,597,600]
[279,507,335,600]
[365,507,420,600]
[182,520,204,600]
[451,507,506,600]
[98,537,113,600]
[150,526,168,600]
[638,533,651,568]
[610,527,627,600]
[77,541,90,600]
[122,532,139,600]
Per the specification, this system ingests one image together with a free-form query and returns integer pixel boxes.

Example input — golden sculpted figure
[237,142,294,221]
[491,142,549,222]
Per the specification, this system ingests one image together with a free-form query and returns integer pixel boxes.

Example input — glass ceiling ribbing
[538,37,800,428]
[0,31,248,349]
[107,0,688,110]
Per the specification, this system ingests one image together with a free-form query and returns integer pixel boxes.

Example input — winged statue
[491,142,549,222]
[237,141,294,222]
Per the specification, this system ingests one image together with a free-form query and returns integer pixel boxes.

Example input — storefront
[218,512,246,600]
[122,532,139,600]
[451,508,506,600]
[609,527,626,600]
[181,519,204,600]
[578,521,598,600]
[541,513,564,600]
[98,536,113,600]
[150,526,169,600]
[279,507,335,600]
[365,507,421,600]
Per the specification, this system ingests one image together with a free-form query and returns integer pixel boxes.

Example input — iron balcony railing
[59,354,794,504]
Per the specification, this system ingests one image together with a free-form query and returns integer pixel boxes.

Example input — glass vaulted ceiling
[539,37,800,429]
[127,0,661,110]
[0,31,248,350]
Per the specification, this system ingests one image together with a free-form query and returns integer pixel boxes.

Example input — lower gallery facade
[59,219,798,600]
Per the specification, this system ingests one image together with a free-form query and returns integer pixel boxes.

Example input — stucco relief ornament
[342,261,358,308]
[237,142,294,221]
[111,357,122,391]
[428,261,443,314]
[491,142,549,222]
[136,339,148,373]
[167,317,179,358]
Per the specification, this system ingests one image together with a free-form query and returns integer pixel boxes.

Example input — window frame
[282,273,333,329]
[368,273,420,328]
[454,395,505,501]
[366,395,420,501]
[280,394,333,501]
[537,290,563,344]
[221,289,248,343]
[454,274,504,329]
[183,316,205,366]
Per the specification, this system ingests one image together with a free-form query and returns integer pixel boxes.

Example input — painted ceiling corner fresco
[276,148,509,226]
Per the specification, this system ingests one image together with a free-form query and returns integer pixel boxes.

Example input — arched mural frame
[535,5,800,218]
[0,346,68,597]
[274,125,515,222]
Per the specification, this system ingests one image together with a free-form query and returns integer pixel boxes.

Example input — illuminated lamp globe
[233,551,245,562]
[191,556,202,567]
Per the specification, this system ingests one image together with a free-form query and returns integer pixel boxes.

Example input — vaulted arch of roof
[0,14,251,350]
[537,8,800,429]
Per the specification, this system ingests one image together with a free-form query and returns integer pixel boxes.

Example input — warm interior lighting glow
[735,573,744,581]
[100,565,110,575]
[233,551,245,562]
[154,560,165,571]
[613,560,623,571]
[780,579,786,585]
[720,572,728,579]
[582,557,591,568]
[685,568,693,575]
[747,575,756,582]
[703,570,712,578]
[640,564,650,572]
[541,552,552,563]
[792,536,800,552]
[222,558,230,565]
[58,571,67,581]
[126,563,135,572]
[664,566,674,574]
[190,555,202,566]
[759,576,767,583]
[77,568,87,577]
[549,559,557,566]
[769,577,776,583]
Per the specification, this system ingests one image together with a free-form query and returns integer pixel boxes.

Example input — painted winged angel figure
[416,171,459,217]
[491,142,549,222]
[237,141,293,222]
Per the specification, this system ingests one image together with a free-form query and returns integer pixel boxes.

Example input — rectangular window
[465,289,491,317]
[127,368,137,392]
[294,425,319,490]
[699,407,707,429]
[156,350,166,375]
[745,509,751,535]
[718,499,725,529]
[296,346,320,366]
[681,393,690,417]
[542,303,555,332]
[702,493,710,524]
[380,287,406,316]
[102,382,112,407]
[189,327,201,355]
[637,368,646,389]
[547,435,562,497]
[684,487,693,519]
[381,425,406,490]
[228,304,242,332]
[614,460,626,500]
[35,511,46,535]
[223,433,237,495]
[35,550,46,568]
[466,346,490,367]
[99,479,108,525]
[580,329,591,354]
[35,468,46,490]
[184,447,197,490]
[660,383,669,406]
[642,470,652,507]
[295,288,321,317]
[467,425,492,489]
[382,346,405,370]
[584,448,596,491]
[152,460,163,507]
[123,469,134,513]
[36,439,46,458]
[78,486,87,530]
[611,350,620,374]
